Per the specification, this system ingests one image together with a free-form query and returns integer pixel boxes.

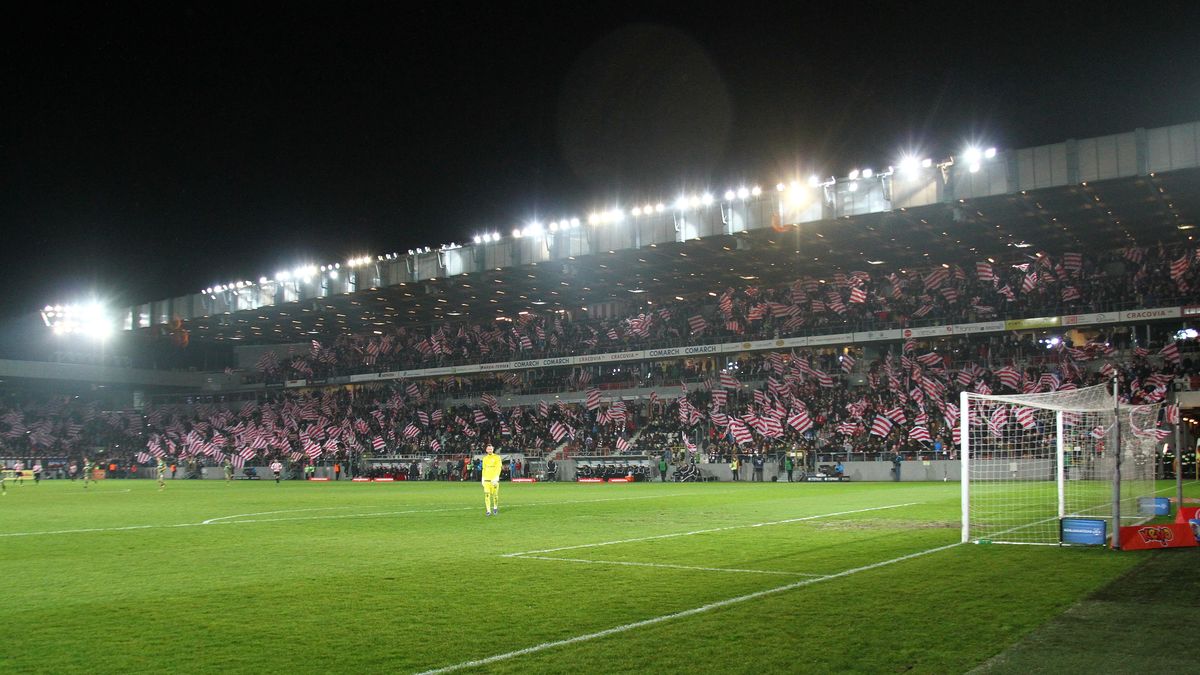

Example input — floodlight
[984,147,997,159]
[808,175,820,187]
[962,146,983,165]
[861,169,873,179]
[921,158,933,168]
[675,195,690,210]
[473,235,482,244]
[328,270,338,279]
[512,228,522,238]
[724,189,735,201]
[848,169,859,180]
[898,155,920,176]
[751,186,762,196]
[631,207,642,216]
[848,181,858,192]
[701,193,713,205]
[776,183,785,192]
[736,187,749,200]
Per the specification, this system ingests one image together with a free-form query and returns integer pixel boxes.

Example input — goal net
[960,383,1160,546]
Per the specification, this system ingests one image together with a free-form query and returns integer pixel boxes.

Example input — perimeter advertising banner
[1060,518,1106,545]
[1117,523,1199,550]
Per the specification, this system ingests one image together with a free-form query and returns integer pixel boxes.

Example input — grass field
[2,478,1196,673]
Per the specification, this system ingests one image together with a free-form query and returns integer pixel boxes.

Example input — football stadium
[3,118,1200,673]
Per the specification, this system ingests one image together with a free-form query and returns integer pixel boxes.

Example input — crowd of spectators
[249,244,1200,382]
[3,324,1196,477]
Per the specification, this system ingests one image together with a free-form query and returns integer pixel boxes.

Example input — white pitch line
[201,506,352,524]
[502,502,919,557]
[416,541,961,675]
[0,492,698,538]
[514,555,823,577]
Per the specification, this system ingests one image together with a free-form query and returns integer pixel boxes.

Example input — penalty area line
[415,541,961,675]
[502,502,920,557]
[513,555,823,577]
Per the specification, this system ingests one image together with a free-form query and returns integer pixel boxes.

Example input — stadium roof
[122,121,1200,344]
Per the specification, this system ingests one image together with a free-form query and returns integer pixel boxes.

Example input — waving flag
[870,416,894,438]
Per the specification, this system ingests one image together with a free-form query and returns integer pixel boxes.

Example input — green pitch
[1,479,1195,673]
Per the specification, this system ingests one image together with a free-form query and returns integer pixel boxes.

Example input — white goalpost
[960,382,1160,546]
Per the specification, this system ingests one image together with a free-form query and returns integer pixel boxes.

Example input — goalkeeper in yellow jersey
[481,444,504,516]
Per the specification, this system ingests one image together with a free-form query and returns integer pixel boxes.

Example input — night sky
[2,1,1198,326]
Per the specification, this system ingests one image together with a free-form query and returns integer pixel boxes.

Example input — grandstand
[3,120,1200,673]
[4,120,1197,474]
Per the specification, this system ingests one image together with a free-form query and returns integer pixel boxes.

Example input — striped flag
[1159,342,1181,364]
[719,372,740,389]
[840,355,855,373]
[585,388,601,411]
[909,426,932,443]
[402,423,421,440]
[688,315,708,334]
[870,416,894,438]
[1015,407,1037,430]
[787,409,813,433]
[729,420,754,445]
[976,261,994,281]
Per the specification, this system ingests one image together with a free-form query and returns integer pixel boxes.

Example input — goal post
[960,382,1161,546]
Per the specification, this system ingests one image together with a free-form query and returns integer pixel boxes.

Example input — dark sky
[2,1,1199,324]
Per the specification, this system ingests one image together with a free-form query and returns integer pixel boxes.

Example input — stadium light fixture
[675,195,690,211]
[512,228,522,238]
[701,193,714,206]
[984,147,997,159]
[808,175,821,187]
[751,186,762,196]
[736,187,749,200]
[861,168,873,179]
[847,169,859,180]
[848,181,858,192]
[724,190,735,201]
[473,235,483,244]
[631,207,642,217]
[898,155,921,176]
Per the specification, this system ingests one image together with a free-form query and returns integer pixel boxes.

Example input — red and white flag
[870,415,894,437]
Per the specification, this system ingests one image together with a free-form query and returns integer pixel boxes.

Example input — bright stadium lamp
[962,146,983,165]
[736,187,749,200]
[512,228,522,238]
[898,155,920,176]
[473,235,482,244]
[848,169,859,180]
[751,186,762,196]
[701,193,714,205]
[724,189,735,201]
[861,169,873,179]
[984,147,997,159]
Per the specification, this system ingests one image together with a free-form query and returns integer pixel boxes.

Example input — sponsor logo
[1183,305,1200,317]
[576,354,609,364]
[1136,526,1175,546]
[683,345,719,355]
[647,348,681,357]
[542,357,570,366]
[1122,308,1179,320]
[513,360,538,368]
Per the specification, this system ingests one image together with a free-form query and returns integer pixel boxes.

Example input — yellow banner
[1005,317,1061,330]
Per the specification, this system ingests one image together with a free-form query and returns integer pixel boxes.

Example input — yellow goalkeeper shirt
[481,453,504,481]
